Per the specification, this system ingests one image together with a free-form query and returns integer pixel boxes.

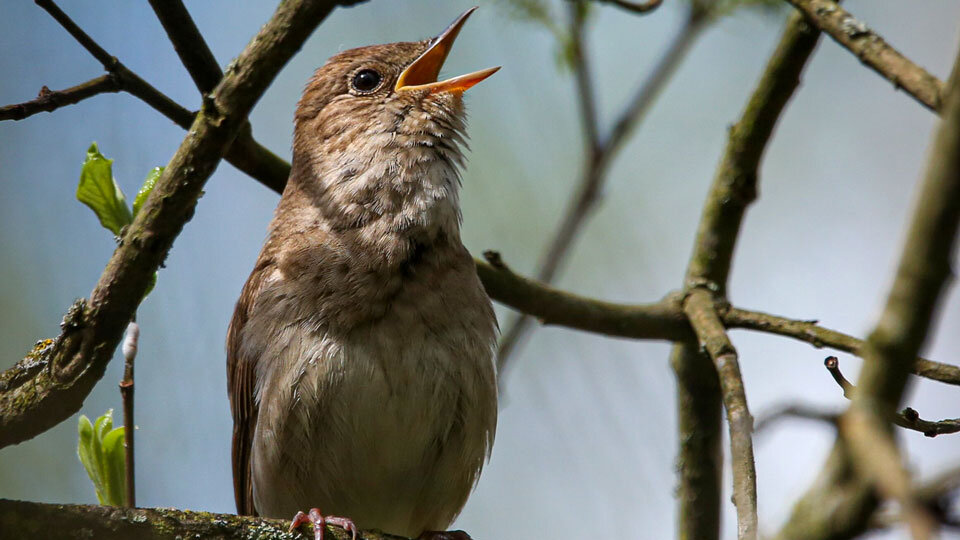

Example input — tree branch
[0,0,355,450]
[496,4,708,379]
[755,359,960,439]
[777,37,960,540]
[147,0,223,95]
[683,288,758,540]
[669,11,823,539]
[0,75,120,121]
[824,356,960,438]
[1,0,291,194]
[0,499,404,540]
[784,0,944,113]
[119,320,138,507]
[723,306,960,386]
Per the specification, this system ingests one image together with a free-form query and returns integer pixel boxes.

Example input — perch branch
[496,3,708,378]
[684,288,758,539]
[0,499,404,540]
[0,0,353,450]
[784,0,944,113]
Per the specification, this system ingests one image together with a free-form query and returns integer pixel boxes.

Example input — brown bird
[226,8,499,540]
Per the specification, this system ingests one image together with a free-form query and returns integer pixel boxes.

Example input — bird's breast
[248,244,497,535]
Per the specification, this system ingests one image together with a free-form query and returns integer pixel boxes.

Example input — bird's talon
[289,508,357,540]
[289,510,311,533]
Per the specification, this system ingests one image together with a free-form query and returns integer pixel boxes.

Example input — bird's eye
[351,69,382,93]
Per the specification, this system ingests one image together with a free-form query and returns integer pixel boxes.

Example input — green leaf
[77,410,127,506]
[133,166,163,217]
[77,415,101,499]
[143,271,158,299]
[101,427,127,506]
[77,143,133,236]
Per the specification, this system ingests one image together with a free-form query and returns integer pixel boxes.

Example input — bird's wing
[226,260,271,516]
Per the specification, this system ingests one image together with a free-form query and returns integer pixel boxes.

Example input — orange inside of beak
[395,7,500,94]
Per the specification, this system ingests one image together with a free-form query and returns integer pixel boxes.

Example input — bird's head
[289,8,497,239]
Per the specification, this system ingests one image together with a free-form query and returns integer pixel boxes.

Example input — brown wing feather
[226,259,271,516]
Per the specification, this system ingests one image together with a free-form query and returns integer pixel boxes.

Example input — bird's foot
[418,530,472,540]
[289,508,358,540]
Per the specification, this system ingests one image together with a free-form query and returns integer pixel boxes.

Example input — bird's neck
[272,144,465,269]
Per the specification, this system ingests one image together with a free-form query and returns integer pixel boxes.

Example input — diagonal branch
[147,0,223,95]
[777,37,960,540]
[0,0,356,450]
[496,3,709,379]
[832,36,960,537]
[684,288,758,539]
[784,0,944,113]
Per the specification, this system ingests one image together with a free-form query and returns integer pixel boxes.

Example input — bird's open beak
[395,7,500,94]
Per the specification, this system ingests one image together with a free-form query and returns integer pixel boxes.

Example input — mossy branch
[0,499,406,540]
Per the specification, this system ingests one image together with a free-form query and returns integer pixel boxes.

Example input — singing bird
[227,8,499,540]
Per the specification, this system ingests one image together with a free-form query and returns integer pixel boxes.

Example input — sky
[1,1,959,538]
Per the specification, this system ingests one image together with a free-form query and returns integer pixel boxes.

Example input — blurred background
[1,1,958,538]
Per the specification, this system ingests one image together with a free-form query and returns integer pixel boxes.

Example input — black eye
[351,69,382,92]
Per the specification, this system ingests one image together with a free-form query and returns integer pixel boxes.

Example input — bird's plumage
[227,31,498,538]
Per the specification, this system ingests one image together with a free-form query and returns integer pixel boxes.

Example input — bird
[226,7,500,540]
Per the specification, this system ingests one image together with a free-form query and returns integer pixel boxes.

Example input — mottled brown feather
[226,257,272,516]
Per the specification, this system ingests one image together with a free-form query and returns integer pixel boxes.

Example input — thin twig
[754,404,838,433]
[825,357,960,438]
[597,0,664,14]
[824,355,854,397]
[496,5,708,379]
[684,288,758,540]
[119,320,139,507]
[0,75,120,121]
[0,0,349,449]
[784,0,944,113]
